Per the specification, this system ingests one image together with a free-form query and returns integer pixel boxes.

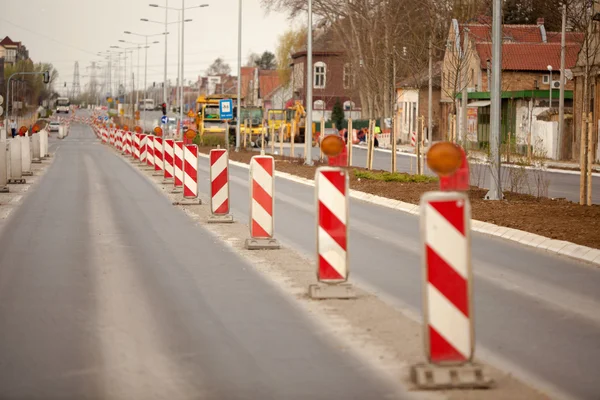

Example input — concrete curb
[199,152,600,268]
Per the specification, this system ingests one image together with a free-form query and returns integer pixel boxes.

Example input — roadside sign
[219,99,233,120]
[104,116,109,121]
[161,115,168,124]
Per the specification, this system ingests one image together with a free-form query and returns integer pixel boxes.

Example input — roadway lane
[0,124,403,399]
[259,143,600,204]
[196,157,600,400]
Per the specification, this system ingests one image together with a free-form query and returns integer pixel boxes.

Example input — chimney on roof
[537,17,544,26]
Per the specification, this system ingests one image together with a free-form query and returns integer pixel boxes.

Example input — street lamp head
[124,31,132,34]
[119,40,126,43]
[149,3,159,6]
[547,65,553,71]
[184,19,193,22]
[141,18,149,21]
[110,46,119,49]
[199,4,209,7]
[153,41,160,44]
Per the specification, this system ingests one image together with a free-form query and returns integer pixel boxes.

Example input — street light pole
[164,0,169,111]
[305,0,313,165]
[486,0,502,200]
[180,0,185,136]
[144,35,149,126]
[548,65,553,109]
[236,0,242,151]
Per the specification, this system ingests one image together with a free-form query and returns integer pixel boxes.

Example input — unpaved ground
[120,147,550,400]
[198,146,600,250]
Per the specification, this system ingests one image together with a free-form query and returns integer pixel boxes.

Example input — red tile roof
[0,36,19,47]
[259,70,280,100]
[545,31,585,43]
[461,24,544,43]
[474,42,582,71]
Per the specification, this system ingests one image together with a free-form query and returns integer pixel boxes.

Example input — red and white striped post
[208,149,233,223]
[245,155,279,249]
[411,142,490,389]
[140,134,148,163]
[125,132,132,156]
[134,133,141,160]
[163,139,175,182]
[308,167,355,299]
[153,136,164,176]
[172,141,184,193]
[109,130,115,146]
[173,143,201,205]
[146,135,155,168]
[102,129,108,144]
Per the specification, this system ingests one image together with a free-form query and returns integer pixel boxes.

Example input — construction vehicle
[239,107,264,147]
[266,109,286,135]
[281,101,316,144]
[195,94,233,137]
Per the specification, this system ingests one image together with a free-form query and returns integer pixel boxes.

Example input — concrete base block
[22,171,33,176]
[0,186,9,193]
[152,171,163,176]
[8,178,26,184]
[207,214,234,224]
[308,283,356,299]
[410,362,493,390]
[171,187,183,194]
[173,198,202,206]
[162,178,174,184]
[245,237,280,250]
[32,158,42,164]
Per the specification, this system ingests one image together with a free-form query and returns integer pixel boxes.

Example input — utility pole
[179,0,185,136]
[558,2,567,160]
[461,29,469,143]
[305,0,314,166]
[486,0,503,200]
[163,0,169,116]
[428,37,433,145]
[235,0,242,151]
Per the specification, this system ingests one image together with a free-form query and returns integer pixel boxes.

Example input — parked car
[48,121,60,132]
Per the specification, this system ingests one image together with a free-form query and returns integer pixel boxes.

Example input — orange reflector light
[426,142,463,177]
[154,126,163,136]
[321,135,345,157]
[185,129,197,140]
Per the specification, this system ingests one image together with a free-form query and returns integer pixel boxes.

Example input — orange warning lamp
[123,125,129,131]
[321,135,345,157]
[18,126,28,136]
[185,129,197,140]
[426,142,463,177]
[134,126,143,133]
[154,126,163,137]
[32,124,40,133]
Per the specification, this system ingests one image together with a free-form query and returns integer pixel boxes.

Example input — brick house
[0,36,29,66]
[442,18,582,157]
[240,67,280,109]
[290,28,362,121]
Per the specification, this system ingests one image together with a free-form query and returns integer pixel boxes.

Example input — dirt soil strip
[0,153,55,232]
[199,147,600,250]
[119,148,549,400]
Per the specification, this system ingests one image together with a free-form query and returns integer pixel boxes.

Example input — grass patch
[354,170,438,183]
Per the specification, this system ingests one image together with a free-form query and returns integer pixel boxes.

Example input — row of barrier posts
[89,117,492,391]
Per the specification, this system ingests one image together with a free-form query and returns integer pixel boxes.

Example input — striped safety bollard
[172,140,184,193]
[173,143,201,205]
[125,132,132,156]
[308,167,355,299]
[153,137,164,176]
[207,149,233,223]
[146,134,155,168]
[411,142,491,390]
[140,134,148,163]
[102,129,108,144]
[134,133,141,160]
[244,155,279,250]
[109,130,114,146]
[163,139,175,182]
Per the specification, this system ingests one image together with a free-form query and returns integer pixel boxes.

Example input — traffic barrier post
[245,155,279,250]
[153,136,164,176]
[21,136,33,176]
[410,142,491,389]
[172,141,184,193]
[146,134,155,169]
[208,148,233,223]
[31,134,41,163]
[134,133,141,160]
[163,139,175,182]
[40,129,48,158]
[173,143,201,205]
[8,138,25,184]
[139,134,148,164]
[0,142,9,192]
[308,167,355,299]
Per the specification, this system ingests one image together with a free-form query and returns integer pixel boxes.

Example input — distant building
[240,67,280,109]
[0,36,30,66]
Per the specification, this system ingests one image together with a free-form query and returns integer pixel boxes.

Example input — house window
[343,63,353,89]
[343,100,355,111]
[314,62,326,89]
[542,75,550,84]
[314,100,326,110]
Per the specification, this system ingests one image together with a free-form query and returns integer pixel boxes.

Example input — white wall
[531,119,558,159]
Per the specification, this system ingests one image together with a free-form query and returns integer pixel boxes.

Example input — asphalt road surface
[195,153,600,400]
[0,124,403,399]
[258,143,600,204]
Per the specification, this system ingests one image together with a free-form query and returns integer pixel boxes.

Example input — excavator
[277,101,316,144]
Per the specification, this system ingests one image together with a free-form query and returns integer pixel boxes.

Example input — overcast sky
[1,0,297,91]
